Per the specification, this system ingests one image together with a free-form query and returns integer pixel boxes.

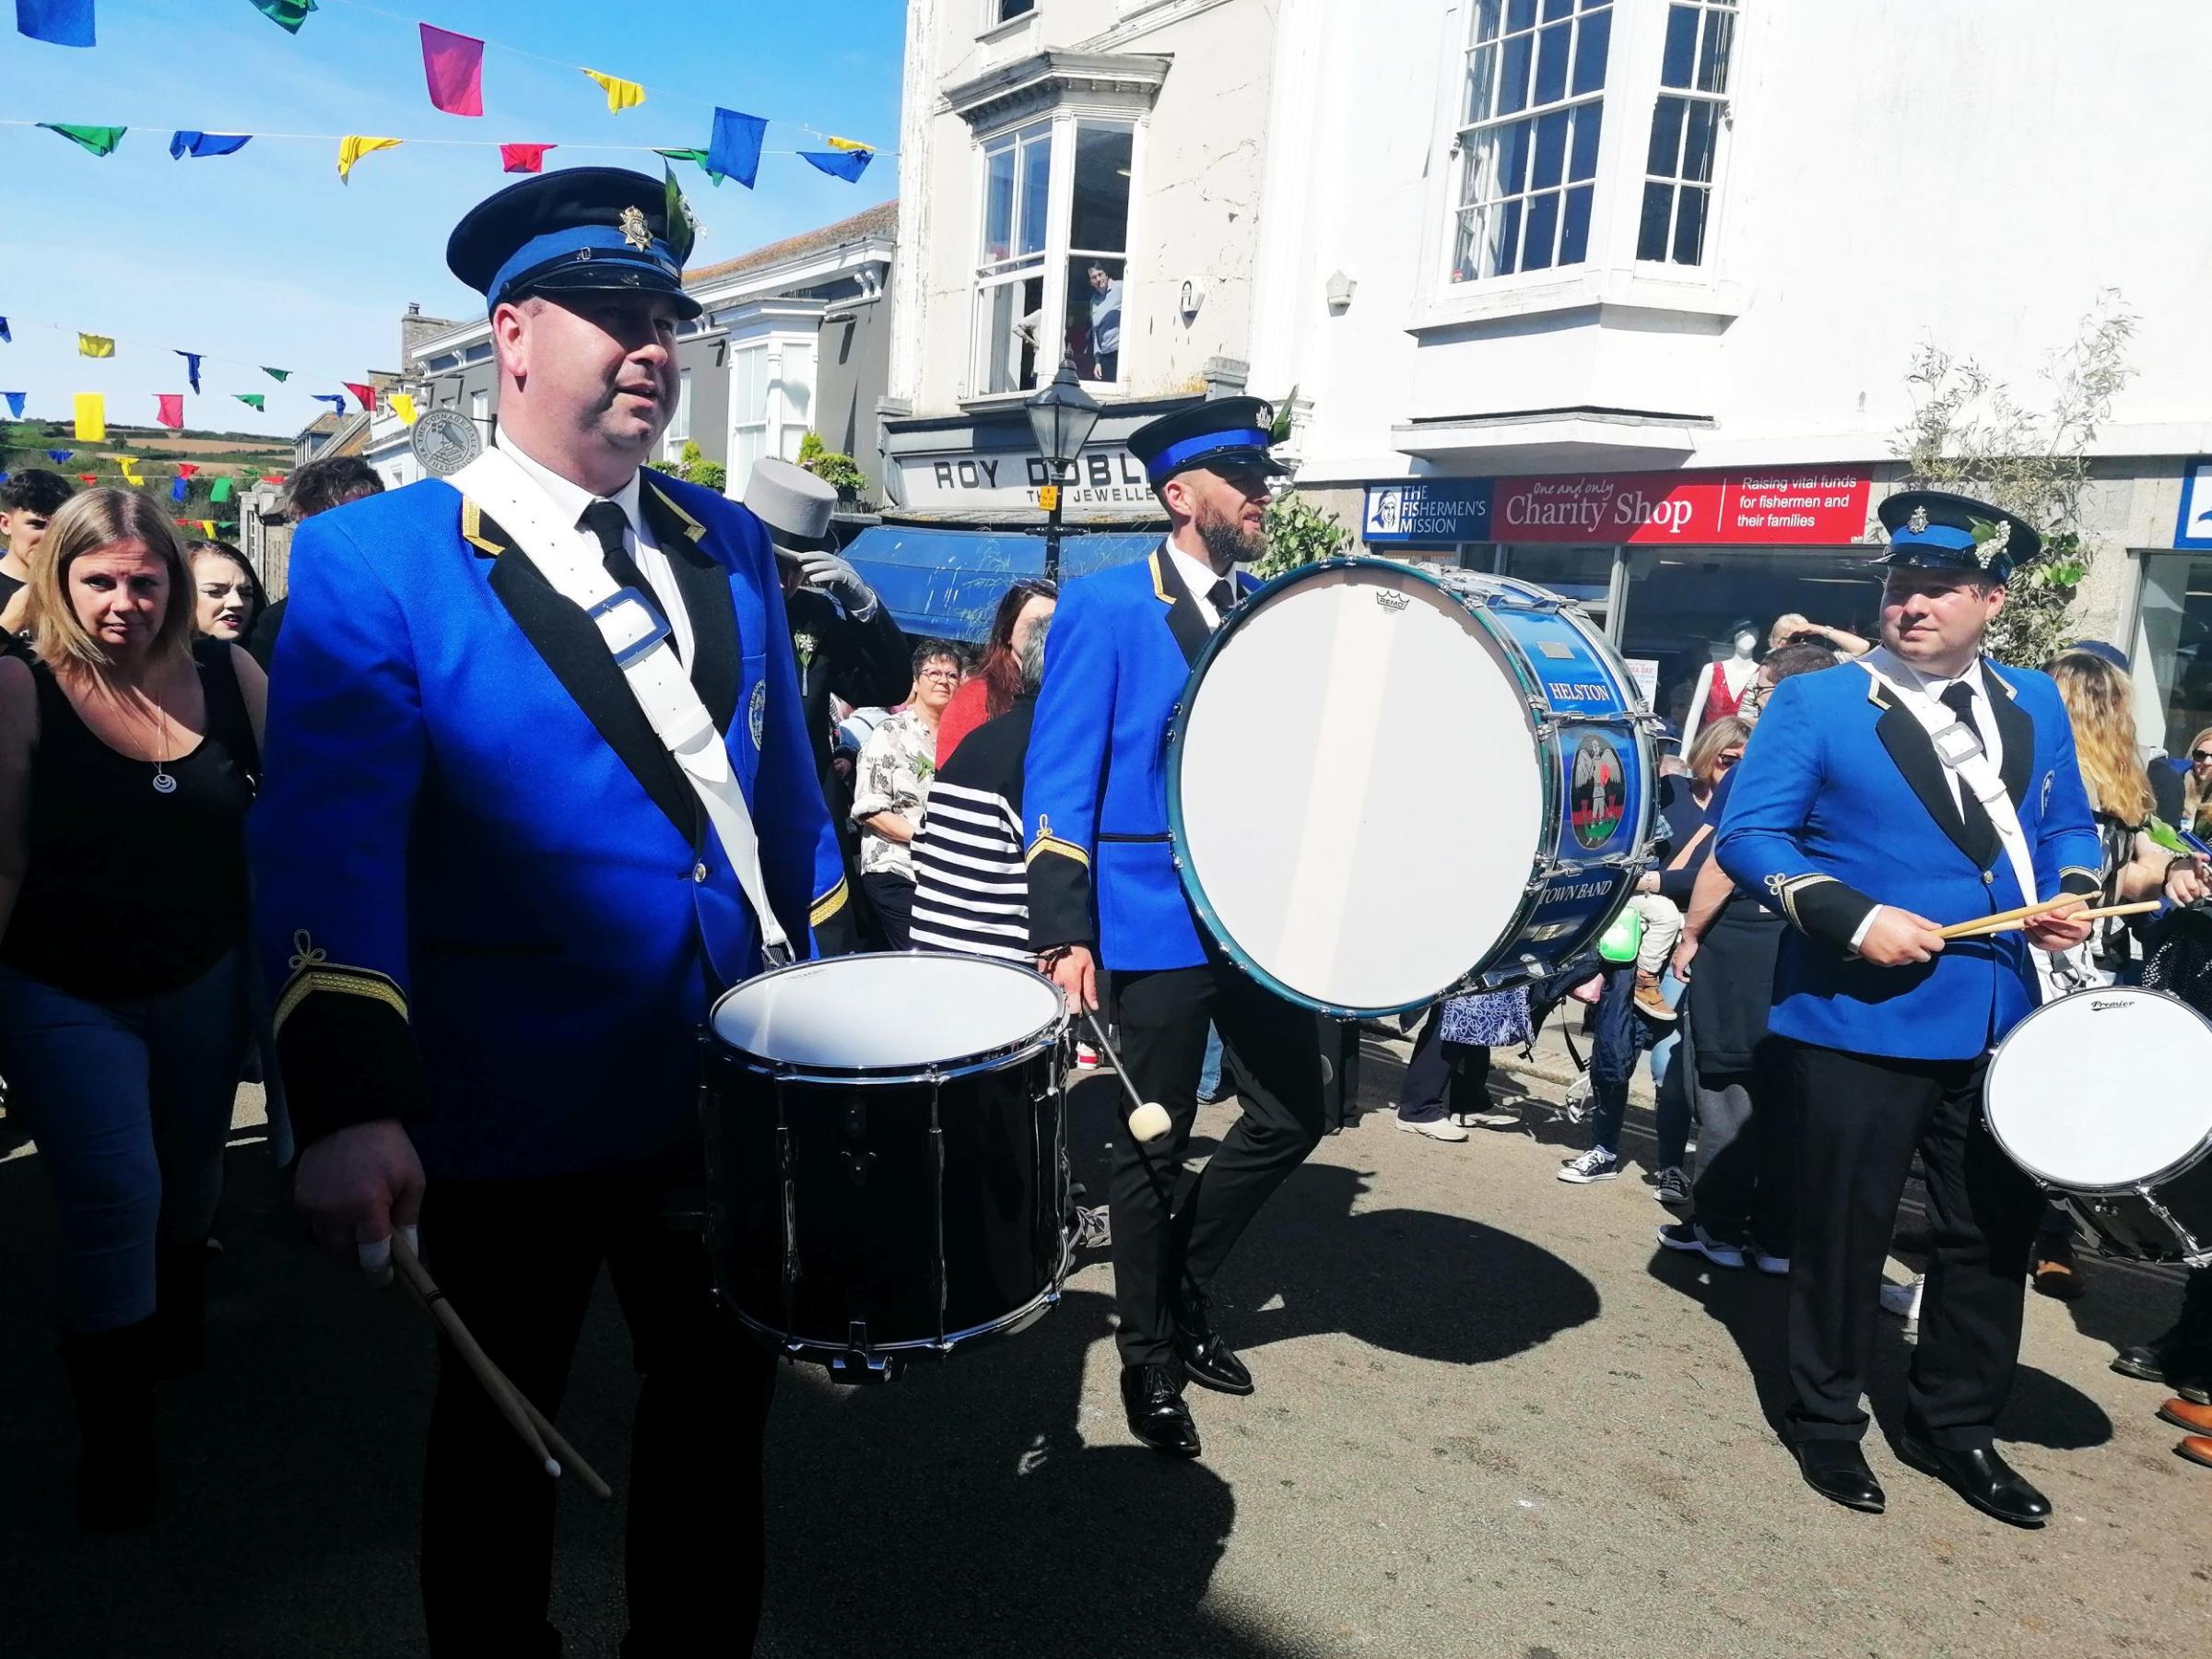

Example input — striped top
[909,701,1036,962]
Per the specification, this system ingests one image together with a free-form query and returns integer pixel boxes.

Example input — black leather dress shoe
[1895,1435,2051,1527]
[1121,1364,1202,1458]
[2112,1344,2212,1404]
[1794,1441,1885,1512]
[1172,1289,1253,1396]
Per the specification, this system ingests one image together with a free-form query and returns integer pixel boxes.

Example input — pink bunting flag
[419,23,486,118]
[156,394,184,430]
[176,463,199,478]
[343,382,378,412]
[500,142,554,174]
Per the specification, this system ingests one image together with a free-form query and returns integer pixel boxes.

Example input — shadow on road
[1643,1246,2113,1453]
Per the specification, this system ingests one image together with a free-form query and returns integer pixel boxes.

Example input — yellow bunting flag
[78,333,115,358]
[389,392,418,427]
[336,135,404,184]
[582,68,645,112]
[200,521,218,537]
[74,393,105,441]
[121,465,145,488]
[826,136,871,152]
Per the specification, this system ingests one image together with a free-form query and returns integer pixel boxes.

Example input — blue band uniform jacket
[1713,658,2102,1062]
[1024,545,1252,971]
[249,469,851,1180]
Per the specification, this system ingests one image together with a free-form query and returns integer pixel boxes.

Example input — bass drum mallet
[1079,1006,1172,1143]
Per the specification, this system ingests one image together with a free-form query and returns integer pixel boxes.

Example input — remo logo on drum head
[1571,735,1629,849]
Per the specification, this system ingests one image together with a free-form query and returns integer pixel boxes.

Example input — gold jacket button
[693,862,710,883]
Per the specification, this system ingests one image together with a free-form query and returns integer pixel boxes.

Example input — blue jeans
[1587,964,1645,1156]
[1646,968,1691,1170]
[0,949,249,1333]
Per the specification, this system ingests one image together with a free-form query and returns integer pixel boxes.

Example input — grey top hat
[743,457,838,555]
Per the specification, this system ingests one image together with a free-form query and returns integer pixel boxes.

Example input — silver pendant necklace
[148,682,177,795]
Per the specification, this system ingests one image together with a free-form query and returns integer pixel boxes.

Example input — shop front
[2129,457,2212,761]
[1360,465,1878,736]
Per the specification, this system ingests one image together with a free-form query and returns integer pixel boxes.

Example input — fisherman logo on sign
[1570,735,1628,849]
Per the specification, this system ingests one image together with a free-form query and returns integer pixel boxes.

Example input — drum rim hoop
[1984,985,2212,1191]
[706,949,1068,1080]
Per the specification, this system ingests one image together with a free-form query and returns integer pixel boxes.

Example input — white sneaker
[1075,1043,1100,1071]
[1657,1221,1744,1269]
[1557,1147,1620,1184]
[1397,1114,1469,1142]
[1455,1109,1519,1130]
[1879,1275,1925,1340]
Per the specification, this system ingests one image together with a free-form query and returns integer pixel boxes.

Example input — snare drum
[1167,558,1657,1016]
[1983,986,2212,1265]
[702,953,1073,1380]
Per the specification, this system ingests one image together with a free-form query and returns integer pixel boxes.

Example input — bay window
[1636,0,1736,266]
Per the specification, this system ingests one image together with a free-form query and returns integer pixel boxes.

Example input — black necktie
[1938,680,1997,858]
[581,500,650,596]
[1206,579,1234,623]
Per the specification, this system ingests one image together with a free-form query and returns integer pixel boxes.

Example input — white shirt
[497,431,693,665]
[1847,648,2005,950]
[1165,540,1233,629]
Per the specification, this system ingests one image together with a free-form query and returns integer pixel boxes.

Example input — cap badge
[1905,506,1929,534]
[618,206,653,252]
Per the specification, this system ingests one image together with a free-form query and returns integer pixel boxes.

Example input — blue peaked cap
[446,167,701,320]
[1876,489,2041,583]
[1127,395,1278,488]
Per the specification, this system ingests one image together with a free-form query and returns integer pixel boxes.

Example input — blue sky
[0,0,905,438]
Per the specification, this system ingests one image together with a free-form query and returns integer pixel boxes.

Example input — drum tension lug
[825,1324,899,1385]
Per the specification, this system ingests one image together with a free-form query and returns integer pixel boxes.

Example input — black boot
[151,1241,208,1381]
[59,1321,159,1532]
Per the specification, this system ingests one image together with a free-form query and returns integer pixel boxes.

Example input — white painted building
[886,0,2212,745]
[1245,0,2212,747]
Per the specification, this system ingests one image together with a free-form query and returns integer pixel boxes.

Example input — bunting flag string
[2,392,24,419]
[246,0,318,34]
[176,350,203,393]
[41,122,125,157]
[336,134,402,182]
[18,1,96,49]
[171,131,253,159]
[419,23,484,118]
[582,68,645,114]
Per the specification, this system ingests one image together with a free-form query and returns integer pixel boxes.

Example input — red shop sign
[1490,468,1870,545]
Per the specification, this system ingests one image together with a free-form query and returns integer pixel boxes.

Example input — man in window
[1087,263,1123,382]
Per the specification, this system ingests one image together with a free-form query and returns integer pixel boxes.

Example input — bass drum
[1167,558,1656,1016]
[1983,985,2212,1265]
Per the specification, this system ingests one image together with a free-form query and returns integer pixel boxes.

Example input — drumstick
[1943,900,2159,941]
[392,1235,610,1500]
[1936,894,2088,940]
[1080,1008,1172,1143]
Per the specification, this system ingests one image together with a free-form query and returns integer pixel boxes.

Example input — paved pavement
[1,1037,2206,1658]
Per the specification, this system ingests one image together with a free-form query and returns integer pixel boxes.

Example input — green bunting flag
[663,165,698,265]
[211,477,236,503]
[262,367,289,382]
[41,124,127,158]
[654,147,725,186]
[233,394,265,411]
[247,0,319,34]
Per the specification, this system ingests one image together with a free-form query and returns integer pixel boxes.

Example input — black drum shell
[2055,1151,2212,1267]
[703,1041,1067,1357]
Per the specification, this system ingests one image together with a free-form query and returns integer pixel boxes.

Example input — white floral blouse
[851,708,936,882]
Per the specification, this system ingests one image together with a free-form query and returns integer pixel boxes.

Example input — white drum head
[710,953,1064,1073]
[1985,988,2212,1189]
[1175,564,1542,1012]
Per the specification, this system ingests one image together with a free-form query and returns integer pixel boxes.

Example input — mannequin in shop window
[1681,618,1762,755]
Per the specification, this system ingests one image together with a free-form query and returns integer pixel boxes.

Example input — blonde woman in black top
[0,488,265,1530]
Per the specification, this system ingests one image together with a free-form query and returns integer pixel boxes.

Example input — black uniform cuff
[276,997,427,1147]
[2057,867,2102,899]
[1776,873,1881,950]
[1027,845,1098,954]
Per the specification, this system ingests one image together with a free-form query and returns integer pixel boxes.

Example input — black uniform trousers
[1784,1040,2042,1449]
[418,1159,776,1658]
[1108,955,1328,1368]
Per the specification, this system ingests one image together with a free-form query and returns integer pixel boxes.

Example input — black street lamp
[1027,355,1101,582]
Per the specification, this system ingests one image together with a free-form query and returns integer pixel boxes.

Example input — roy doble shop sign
[1363,468,1870,546]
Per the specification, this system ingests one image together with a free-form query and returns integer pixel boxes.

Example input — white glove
[796,550,877,619]
[356,1223,420,1288]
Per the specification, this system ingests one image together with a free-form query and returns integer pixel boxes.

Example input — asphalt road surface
[1,1039,2205,1658]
